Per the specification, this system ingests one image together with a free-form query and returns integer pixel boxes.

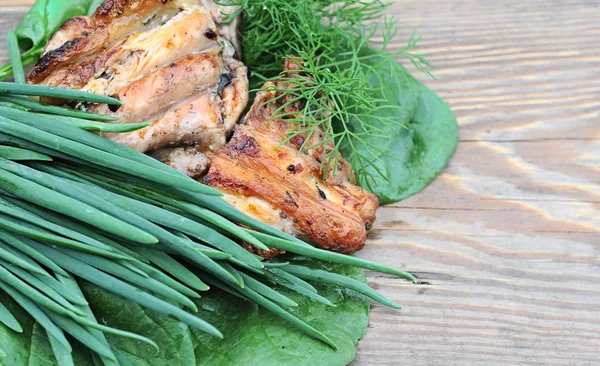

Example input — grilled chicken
[204,62,379,254]
[29,0,379,255]
[27,0,247,159]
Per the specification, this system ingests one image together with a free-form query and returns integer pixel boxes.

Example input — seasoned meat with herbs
[29,0,379,256]
[27,0,247,157]
[204,64,379,254]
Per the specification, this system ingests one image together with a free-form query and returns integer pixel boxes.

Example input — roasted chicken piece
[29,0,379,255]
[204,63,379,254]
[27,0,248,162]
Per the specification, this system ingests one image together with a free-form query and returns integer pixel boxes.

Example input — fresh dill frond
[219,0,431,182]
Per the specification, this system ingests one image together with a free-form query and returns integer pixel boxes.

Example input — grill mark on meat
[205,29,218,40]
[290,135,305,150]
[107,94,121,112]
[44,17,92,53]
[225,135,260,158]
[284,191,299,208]
[217,72,233,97]
[29,38,84,82]
[96,0,127,16]
[317,185,327,200]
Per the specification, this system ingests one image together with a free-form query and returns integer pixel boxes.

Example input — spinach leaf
[14,0,89,52]
[382,84,458,203]
[340,56,458,204]
[0,290,92,366]
[191,257,369,366]
[0,0,102,81]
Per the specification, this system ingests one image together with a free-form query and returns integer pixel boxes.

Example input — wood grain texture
[1,1,599,365]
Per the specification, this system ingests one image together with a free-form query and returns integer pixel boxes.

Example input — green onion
[0,231,68,277]
[57,247,197,311]
[0,258,87,316]
[0,218,129,260]
[263,269,334,306]
[134,248,209,291]
[6,32,25,84]
[133,260,205,297]
[0,281,71,350]
[58,275,126,366]
[0,145,51,161]
[0,160,157,245]
[247,230,417,282]
[47,333,75,366]
[0,95,120,121]
[285,264,402,308]
[0,113,214,195]
[54,116,150,132]
[203,272,338,350]
[239,271,298,307]
[0,241,50,277]
[0,300,22,332]
[2,197,149,263]
[44,311,117,361]
[0,82,122,105]
[0,132,81,162]
[0,196,124,251]
[35,170,241,285]
[30,242,224,338]
[0,264,81,319]
[31,273,87,307]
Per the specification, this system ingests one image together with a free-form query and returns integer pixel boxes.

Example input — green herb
[0,293,92,366]
[6,32,25,84]
[222,0,456,204]
[0,83,121,105]
[0,0,103,81]
[0,146,51,161]
[0,95,120,121]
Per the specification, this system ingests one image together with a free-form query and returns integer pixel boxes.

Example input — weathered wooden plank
[352,1,600,365]
[0,1,598,365]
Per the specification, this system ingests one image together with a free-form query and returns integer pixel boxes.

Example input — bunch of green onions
[0,32,414,364]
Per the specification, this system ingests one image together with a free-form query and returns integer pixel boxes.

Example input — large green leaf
[341,57,458,204]
[15,0,90,52]
[192,257,369,366]
[382,84,458,202]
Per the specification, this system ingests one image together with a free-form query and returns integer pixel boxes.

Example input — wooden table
[1,1,599,365]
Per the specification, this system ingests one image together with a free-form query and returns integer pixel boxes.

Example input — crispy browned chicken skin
[204,63,379,254]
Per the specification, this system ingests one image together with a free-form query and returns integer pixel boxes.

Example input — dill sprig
[220,0,431,180]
